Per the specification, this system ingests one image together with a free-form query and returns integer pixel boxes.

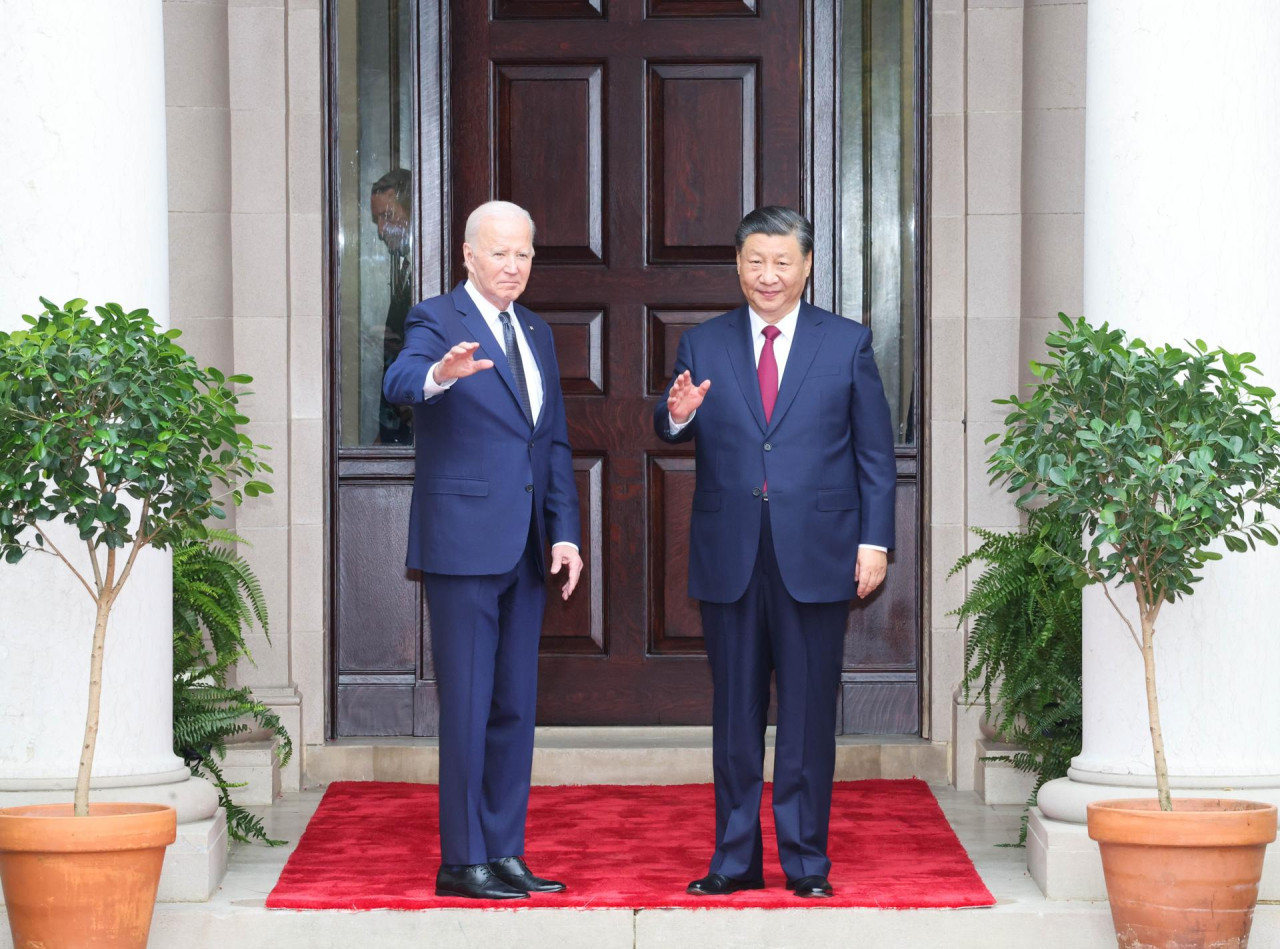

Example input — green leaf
[0,296,271,598]
[984,316,1280,636]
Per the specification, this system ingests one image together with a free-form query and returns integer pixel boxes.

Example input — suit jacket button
[525,484,534,493]
[752,487,762,497]
[763,442,773,452]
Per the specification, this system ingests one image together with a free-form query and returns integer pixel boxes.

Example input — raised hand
[667,370,711,424]
[434,341,495,383]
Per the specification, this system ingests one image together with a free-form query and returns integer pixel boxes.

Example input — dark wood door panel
[843,473,919,669]
[451,0,805,724]
[841,469,920,734]
[544,309,606,395]
[335,481,420,672]
[540,455,605,654]
[648,63,757,262]
[335,682,415,737]
[646,308,723,395]
[494,0,606,19]
[842,675,919,735]
[496,63,604,263]
[648,0,757,16]
[646,454,702,654]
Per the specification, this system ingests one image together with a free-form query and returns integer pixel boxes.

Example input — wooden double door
[331,0,921,735]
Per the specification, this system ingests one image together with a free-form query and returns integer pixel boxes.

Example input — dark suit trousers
[423,523,545,866]
[700,504,848,881]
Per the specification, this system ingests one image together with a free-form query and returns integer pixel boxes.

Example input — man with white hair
[384,201,584,900]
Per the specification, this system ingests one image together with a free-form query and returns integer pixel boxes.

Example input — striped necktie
[499,310,533,425]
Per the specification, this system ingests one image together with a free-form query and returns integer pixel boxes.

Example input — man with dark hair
[371,169,414,444]
[655,205,896,899]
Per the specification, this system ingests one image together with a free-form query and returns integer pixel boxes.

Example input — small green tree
[0,298,271,817]
[987,315,1280,811]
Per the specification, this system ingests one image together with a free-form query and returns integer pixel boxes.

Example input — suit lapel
[452,283,530,425]
[723,306,767,433]
[766,303,825,436]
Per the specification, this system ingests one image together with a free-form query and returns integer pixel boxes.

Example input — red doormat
[266,779,995,910]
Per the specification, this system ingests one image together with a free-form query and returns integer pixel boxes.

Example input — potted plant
[172,527,293,845]
[950,505,1084,845]
[987,315,1280,948]
[0,299,269,948]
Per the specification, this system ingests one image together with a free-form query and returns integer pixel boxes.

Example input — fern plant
[172,528,292,845]
[950,507,1083,844]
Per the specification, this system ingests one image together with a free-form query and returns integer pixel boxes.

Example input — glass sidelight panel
[840,0,918,447]
[335,0,414,447]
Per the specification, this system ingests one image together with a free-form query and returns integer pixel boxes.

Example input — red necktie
[759,325,780,495]
[759,324,781,422]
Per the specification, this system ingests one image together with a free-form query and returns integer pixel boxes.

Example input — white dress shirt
[423,280,544,424]
[668,303,885,552]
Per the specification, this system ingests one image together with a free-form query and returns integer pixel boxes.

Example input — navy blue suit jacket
[654,303,896,604]
[383,283,580,576]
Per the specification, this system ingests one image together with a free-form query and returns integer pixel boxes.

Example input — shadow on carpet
[266,779,995,910]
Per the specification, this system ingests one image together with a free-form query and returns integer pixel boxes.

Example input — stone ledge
[1026,806,1106,900]
[222,739,281,807]
[975,738,1038,805]
[158,809,229,903]
[1028,802,1280,902]
[304,730,949,787]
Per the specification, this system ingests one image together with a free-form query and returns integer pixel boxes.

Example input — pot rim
[1087,797,1278,847]
[0,802,177,853]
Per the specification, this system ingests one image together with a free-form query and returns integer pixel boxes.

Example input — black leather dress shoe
[686,873,766,895]
[489,855,567,893]
[787,874,834,898]
[435,863,529,900]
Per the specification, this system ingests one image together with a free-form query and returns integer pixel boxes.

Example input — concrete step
[304,728,951,787]
[221,739,281,806]
[9,786,1277,949]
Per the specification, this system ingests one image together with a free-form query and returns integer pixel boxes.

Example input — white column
[1029,0,1280,898]
[0,0,222,901]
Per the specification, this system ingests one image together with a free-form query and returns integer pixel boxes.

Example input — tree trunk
[1141,614,1172,811]
[74,595,113,816]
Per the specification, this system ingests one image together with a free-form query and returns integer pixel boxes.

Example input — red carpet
[266,779,995,910]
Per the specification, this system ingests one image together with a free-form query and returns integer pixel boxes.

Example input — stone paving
[4,784,1279,948]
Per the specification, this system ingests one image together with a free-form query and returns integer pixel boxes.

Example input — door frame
[805,0,931,736]
[321,0,931,739]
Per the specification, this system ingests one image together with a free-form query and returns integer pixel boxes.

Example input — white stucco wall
[1075,0,1280,783]
[0,0,184,785]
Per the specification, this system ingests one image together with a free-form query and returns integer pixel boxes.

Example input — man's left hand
[550,543,584,600]
[855,548,888,599]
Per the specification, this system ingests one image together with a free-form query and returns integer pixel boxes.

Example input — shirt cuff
[858,544,888,552]
[551,542,579,552]
[423,360,457,398]
[668,409,696,435]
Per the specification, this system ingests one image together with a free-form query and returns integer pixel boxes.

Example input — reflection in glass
[840,0,918,446]
[336,0,414,446]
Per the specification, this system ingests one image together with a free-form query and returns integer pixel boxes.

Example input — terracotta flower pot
[1087,798,1277,949]
[0,802,177,949]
